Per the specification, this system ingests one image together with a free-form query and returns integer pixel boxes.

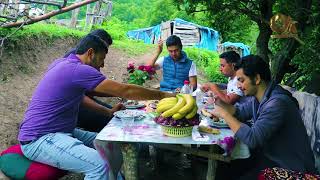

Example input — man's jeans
[21,128,109,180]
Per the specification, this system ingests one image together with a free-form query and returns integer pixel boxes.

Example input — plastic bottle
[181,80,191,94]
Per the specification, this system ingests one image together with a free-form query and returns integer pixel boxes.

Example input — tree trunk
[256,22,272,62]
[255,0,273,62]
[271,39,299,83]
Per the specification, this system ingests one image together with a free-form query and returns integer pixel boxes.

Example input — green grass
[0,23,86,41]
[1,23,154,57]
[112,39,155,57]
[185,47,227,83]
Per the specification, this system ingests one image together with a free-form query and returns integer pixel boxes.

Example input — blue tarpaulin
[221,42,251,56]
[127,18,219,51]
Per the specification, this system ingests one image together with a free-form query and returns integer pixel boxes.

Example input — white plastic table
[94,112,245,180]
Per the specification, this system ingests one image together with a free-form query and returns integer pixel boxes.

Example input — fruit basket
[154,115,200,137]
[155,94,200,137]
[160,125,194,137]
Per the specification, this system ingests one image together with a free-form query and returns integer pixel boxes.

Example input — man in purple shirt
[64,29,122,132]
[18,34,174,180]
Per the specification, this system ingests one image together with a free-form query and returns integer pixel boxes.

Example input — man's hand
[110,103,125,114]
[214,98,236,116]
[211,99,241,133]
[157,39,163,54]
[211,105,229,119]
[146,39,163,68]
[201,83,219,92]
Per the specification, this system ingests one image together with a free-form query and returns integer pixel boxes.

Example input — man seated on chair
[64,29,123,132]
[211,55,316,179]
[201,51,243,105]
[18,34,175,180]
[146,35,197,92]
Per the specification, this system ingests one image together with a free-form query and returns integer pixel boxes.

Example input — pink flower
[128,61,135,67]
[143,65,156,75]
[138,65,145,71]
[127,64,157,85]
[127,61,135,73]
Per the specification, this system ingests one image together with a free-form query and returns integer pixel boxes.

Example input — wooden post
[206,145,217,180]
[70,0,81,28]
[92,1,101,25]
[120,143,138,180]
[85,3,92,31]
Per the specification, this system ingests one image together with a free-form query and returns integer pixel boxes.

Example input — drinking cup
[121,116,134,133]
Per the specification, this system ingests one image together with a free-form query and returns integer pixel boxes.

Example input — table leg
[120,143,138,180]
[206,145,217,180]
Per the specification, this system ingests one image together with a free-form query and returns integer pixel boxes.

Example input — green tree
[173,0,320,94]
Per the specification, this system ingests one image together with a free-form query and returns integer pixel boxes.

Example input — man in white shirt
[146,35,197,92]
[201,51,243,105]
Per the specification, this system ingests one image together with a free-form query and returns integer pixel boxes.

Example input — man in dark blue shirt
[212,55,316,179]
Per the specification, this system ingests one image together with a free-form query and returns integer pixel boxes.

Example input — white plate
[124,101,145,109]
[199,114,229,128]
[125,104,145,109]
[211,119,229,128]
[114,110,145,120]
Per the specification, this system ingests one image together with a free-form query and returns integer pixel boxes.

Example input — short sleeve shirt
[227,77,243,96]
[18,54,106,141]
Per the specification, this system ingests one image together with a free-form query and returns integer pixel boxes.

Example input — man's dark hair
[64,29,112,57]
[75,35,108,55]
[90,29,113,46]
[219,51,240,64]
[166,35,182,49]
[236,55,271,82]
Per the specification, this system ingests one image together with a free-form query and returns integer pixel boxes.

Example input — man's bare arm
[85,91,114,97]
[146,39,163,68]
[81,96,112,117]
[202,83,240,105]
[94,79,175,100]
[211,99,240,133]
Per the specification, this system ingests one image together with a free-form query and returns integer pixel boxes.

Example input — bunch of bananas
[156,94,198,120]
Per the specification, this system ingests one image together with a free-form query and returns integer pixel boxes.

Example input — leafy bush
[184,48,227,83]
[97,17,155,57]
[127,62,156,85]
[284,25,320,91]
[100,17,129,40]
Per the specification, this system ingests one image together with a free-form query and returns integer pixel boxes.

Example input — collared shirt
[18,54,106,141]
[227,77,243,96]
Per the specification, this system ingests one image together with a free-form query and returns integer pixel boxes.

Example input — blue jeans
[21,128,109,180]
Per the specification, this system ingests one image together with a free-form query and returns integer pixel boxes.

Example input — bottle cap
[184,80,190,85]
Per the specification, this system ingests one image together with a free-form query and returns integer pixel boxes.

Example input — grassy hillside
[0,23,224,83]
